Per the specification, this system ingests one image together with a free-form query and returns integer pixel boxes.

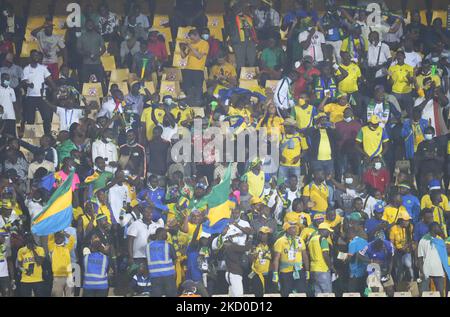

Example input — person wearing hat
[278,117,308,182]
[273,221,309,297]
[340,23,368,63]
[318,91,350,123]
[298,18,326,64]
[355,115,390,164]
[243,158,265,199]
[398,182,420,224]
[420,179,449,214]
[389,212,414,282]
[308,222,334,295]
[249,226,272,297]
[364,201,388,242]
[300,213,324,243]
[387,50,415,118]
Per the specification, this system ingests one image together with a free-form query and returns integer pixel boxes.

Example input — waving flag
[32,171,74,236]
[192,164,236,234]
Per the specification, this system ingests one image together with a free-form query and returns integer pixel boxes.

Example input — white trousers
[225,272,243,297]
[326,40,343,63]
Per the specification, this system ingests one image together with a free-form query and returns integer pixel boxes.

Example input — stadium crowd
[0,0,449,298]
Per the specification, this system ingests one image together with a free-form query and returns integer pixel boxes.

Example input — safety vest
[83,252,109,290]
[147,240,175,278]
[314,77,337,100]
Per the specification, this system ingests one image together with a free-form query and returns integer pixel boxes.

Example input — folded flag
[192,164,235,234]
[32,171,75,236]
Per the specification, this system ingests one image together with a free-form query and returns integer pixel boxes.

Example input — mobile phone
[27,263,35,275]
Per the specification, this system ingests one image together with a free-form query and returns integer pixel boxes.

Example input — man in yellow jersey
[388,50,416,118]
[355,115,389,163]
[272,222,309,297]
[300,213,324,244]
[180,29,209,107]
[308,222,335,296]
[244,158,265,198]
[279,118,308,183]
[291,93,318,132]
[427,191,449,238]
[17,234,46,297]
[303,168,330,215]
[382,193,410,226]
[319,92,350,123]
[420,180,449,214]
[249,226,272,297]
[140,94,165,142]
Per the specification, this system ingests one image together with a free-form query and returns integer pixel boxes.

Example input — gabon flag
[192,164,236,234]
[32,171,74,236]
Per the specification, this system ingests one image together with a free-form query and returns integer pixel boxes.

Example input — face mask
[201,34,209,41]
[125,35,131,40]
[70,166,76,172]
[75,31,82,38]
[73,159,81,165]
[344,117,352,123]
[3,11,8,16]
[424,134,433,140]
[2,80,10,87]
[105,137,113,143]
[345,178,353,185]
[431,57,439,63]
[374,162,382,170]
[298,98,306,106]
[96,165,104,172]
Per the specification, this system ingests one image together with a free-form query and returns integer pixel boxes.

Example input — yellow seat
[110,68,130,82]
[239,79,259,91]
[162,67,183,81]
[109,81,129,96]
[265,80,279,93]
[172,53,188,69]
[207,15,224,29]
[82,82,104,98]
[101,55,116,72]
[177,26,195,40]
[209,27,223,41]
[20,41,39,58]
[160,80,181,98]
[240,67,259,80]
[153,15,170,28]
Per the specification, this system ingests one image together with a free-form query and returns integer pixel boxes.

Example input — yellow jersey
[336,62,361,93]
[388,63,414,94]
[303,182,329,213]
[280,133,308,167]
[186,39,209,71]
[355,125,389,158]
[308,234,330,272]
[292,104,316,130]
[17,246,45,283]
[251,243,271,274]
[246,171,265,198]
[141,107,165,140]
[382,205,410,225]
[48,234,75,277]
[274,235,306,273]
[317,129,332,161]
[322,103,348,123]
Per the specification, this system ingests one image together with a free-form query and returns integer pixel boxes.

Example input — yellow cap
[398,213,411,221]
[259,226,272,234]
[318,222,334,232]
[369,115,380,125]
[250,196,264,205]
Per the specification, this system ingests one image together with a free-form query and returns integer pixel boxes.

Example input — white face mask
[105,137,113,143]
[431,57,439,63]
[201,34,209,41]
[424,134,433,140]
[344,117,352,123]
[75,32,82,38]
[345,178,353,185]
[374,162,382,170]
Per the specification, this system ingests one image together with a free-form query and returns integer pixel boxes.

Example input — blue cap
[373,202,385,213]
[428,179,441,190]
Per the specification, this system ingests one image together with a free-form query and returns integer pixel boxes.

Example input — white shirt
[404,51,422,68]
[108,184,131,223]
[367,41,391,78]
[97,98,121,119]
[418,237,445,278]
[25,199,43,220]
[286,187,301,212]
[159,123,178,142]
[274,77,294,110]
[56,107,84,131]
[414,97,436,130]
[127,219,164,258]
[23,64,51,97]
[298,29,325,63]
[0,85,16,120]
[223,219,250,246]
[91,139,119,172]
[36,30,65,64]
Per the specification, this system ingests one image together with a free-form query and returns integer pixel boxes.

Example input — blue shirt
[348,236,368,278]
[282,10,319,26]
[413,221,430,242]
[364,218,384,241]
[186,245,202,282]
[360,240,394,265]
[137,187,167,221]
[402,194,420,223]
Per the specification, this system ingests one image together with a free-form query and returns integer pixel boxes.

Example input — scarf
[235,14,257,43]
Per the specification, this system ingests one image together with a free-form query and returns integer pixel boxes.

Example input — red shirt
[207,37,221,60]
[293,66,320,99]
[335,119,362,152]
[0,40,13,54]
[362,168,390,194]
[147,39,168,62]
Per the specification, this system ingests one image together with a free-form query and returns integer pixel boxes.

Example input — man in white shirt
[107,171,131,224]
[273,70,298,117]
[403,38,422,68]
[0,73,17,136]
[31,19,67,80]
[127,206,164,265]
[299,27,326,63]
[222,208,252,246]
[21,50,56,135]
[92,129,119,173]
[367,31,391,87]
[418,222,446,296]
[97,88,124,119]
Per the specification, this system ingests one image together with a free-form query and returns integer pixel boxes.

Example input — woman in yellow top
[272,222,310,297]
[249,226,272,297]
[17,234,46,296]
[256,102,284,138]
[319,92,350,123]
[244,158,265,198]
[388,214,414,281]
